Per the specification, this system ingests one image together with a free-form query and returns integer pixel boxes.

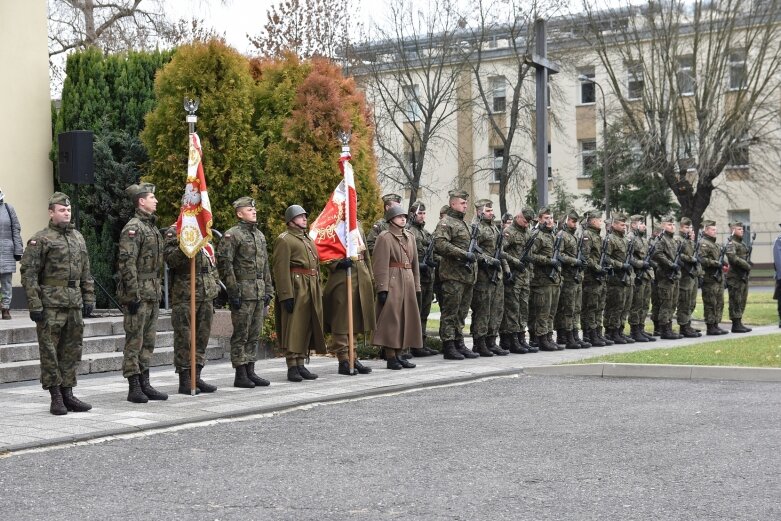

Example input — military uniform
[164,226,220,394]
[21,192,95,415]
[651,217,683,339]
[627,217,656,342]
[581,214,611,347]
[553,211,587,349]
[649,225,663,335]
[698,220,728,335]
[118,183,167,402]
[528,209,561,351]
[603,215,635,344]
[675,219,701,337]
[726,222,752,333]
[499,209,536,353]
[365,193,401,253]
[432,190,479,360]
[408,202,438,356]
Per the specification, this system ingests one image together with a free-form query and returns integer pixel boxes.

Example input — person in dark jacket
[0,187,23,319]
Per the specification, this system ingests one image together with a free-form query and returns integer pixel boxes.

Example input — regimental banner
[176,132,213,258]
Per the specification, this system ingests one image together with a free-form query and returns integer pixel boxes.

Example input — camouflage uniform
[21,198,94,391]
[581,216,610,346]
[726,224,752,332]
[409,210,436,345]
[627,224,655,341]
[553,213,584,349]
[603,219,634,343]
[651,221,682,339]
[528,213,561,351]
[675,221,700,337]
[500,210,535,351]
[698,222,728,334]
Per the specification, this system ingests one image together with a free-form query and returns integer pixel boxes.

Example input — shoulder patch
[166,231,175,238]
[28,239,37,246]
[128,230,137,238]
[224,233,231,238]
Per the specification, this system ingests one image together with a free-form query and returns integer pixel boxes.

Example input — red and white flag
[309,150,365,261]
[177,132,214,259]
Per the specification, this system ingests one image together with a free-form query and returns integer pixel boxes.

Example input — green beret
[448,189,469,200]
[232,196,256,209]
[702,219,716,227]
[661,215,675,223]
[630,214,644,222]
[125,183,156,198]
[49,192,71,207]
[521,208,535,220]
[409,200,426,212]
[729,220,744,228]
[474,198,493,209]
[538,206,551,217]
[680,217,692,225]
[381,193,402,204]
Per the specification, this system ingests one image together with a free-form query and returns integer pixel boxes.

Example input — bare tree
[356,0,472,207]
[577,0,781,229]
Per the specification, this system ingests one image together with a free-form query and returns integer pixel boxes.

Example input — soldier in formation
[725,221,753,333]
[499,209,535,353]
[675,217,701,338]
[407,201,439,356]
[554,210,589,349]
[627,215,655,342]
[698,220,729,335]
[528,207,561,351]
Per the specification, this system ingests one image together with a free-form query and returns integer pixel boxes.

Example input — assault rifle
[548,229,564,281]
[714,233,732,282]
[516,223,540,272]
[464,213,481,271]
[689,229,703,277]
[574,230,588,283]
[489,225,505,284]
[669,240,685,281]
[597,228,613,280]
[620,237,635,285]
[421,236,436,268]
[635,237,657,283]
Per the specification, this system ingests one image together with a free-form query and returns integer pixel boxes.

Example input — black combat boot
[442,340,465,360]
[246,362,271,386]
[640,325,656,341]
[61,386,92,412]
[660,322,680,340]
[386,356,403,370]
[397,356,416,368]
[287,366,304,382]
[588,329,606,347]
[564,330,580,349]
[572,329,591,348]
[196,365,218,392]
[731,319,752,333]
[501,333,525,354]
[338,360,357,376]
[528,329,538,348]
[178,369,201,395]
[234,365,256,388]
[680,323,701,338]
[354,359,372,374]
[706,323,724,336]
[539,334,558,352]
[598,327,614,345]
[400,350,413,360]
[630,324,649,343]
[556,329,568,346]
[652,320,661,337]
[297,365,318,380]
[455,337,479,359]
[127,374,149,403]
[49,386,67,415]
[487,335,508,356]
[609,327,627,345]
[410,347,432,357]
[472,337,494,357]
[619,324,635,343]
[140,370,168,400]
[517,331,536,353]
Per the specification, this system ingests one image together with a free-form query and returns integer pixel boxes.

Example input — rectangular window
[547,142,552,179]
[627,62,644,100]
[490,76,506,113]
[579,68,595,104]
[728,136,750,167]
[580,140,597,177]
[729,49,747,90]
[677,55,694,95]
[403,84,421,122]
[492,148,504,182]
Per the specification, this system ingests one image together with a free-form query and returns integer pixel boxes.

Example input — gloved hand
[503,271,514,284]
[377,291,388,305]
[230,297,242,311]
[551,258,562,270]
[642,261,651,270]
[574,258,585,268]
[622,262,631,271]
[128,300,141,315]
[336,258,353,270]
[29,310,44,323]
[419,263,430,275]
[14,254,22,261]
[282,298,294,313]
[465,251,476,263]
[425,258,438,268]
[672,263,681,272]
[82,303,94,318]
[487,257,501,268]
[263,294,272,307]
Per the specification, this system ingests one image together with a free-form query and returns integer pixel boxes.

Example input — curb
[523,363,781,382]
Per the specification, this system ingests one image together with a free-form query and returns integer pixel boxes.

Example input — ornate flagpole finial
[338,130,352,154]
[184,97,200,129]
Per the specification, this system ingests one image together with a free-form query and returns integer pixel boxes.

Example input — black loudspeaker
[58,130,95,184]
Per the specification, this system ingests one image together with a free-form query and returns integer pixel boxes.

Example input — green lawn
[570,333,781,368]
[692,288,778,326]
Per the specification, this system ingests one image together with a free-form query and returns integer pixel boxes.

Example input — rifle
[689,229,703,277]
[574,229,588,283]
[620,236,635,285]
[464,213,481,270]
[714,234,732,282]
[597,228,612,280]
[635,236,657,283]
[421,235,436,268]
[743,231,757,282]
[517,223,540,272]
[489,225,505,284]
[548,229,564,281]
[669,240,685,281]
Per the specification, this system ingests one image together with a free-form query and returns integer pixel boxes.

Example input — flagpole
[185,99,199,396]
[339,131,357,376]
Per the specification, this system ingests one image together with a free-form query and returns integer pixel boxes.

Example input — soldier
[528,207,561,351]
[21,192,94,415]
[698,220,729,335]
[651,216,683,339]
[499,209,536,353]
[469,199,509,357]
[627,215,656,342]
[432,190,479,360]
[432,204,450,310]
[407,201,439,356]
[217,197,274,388]
[164,228,220,394]
[321,226,374,375]
[365,193,401,253]
[581,211,612,347]
[603,214,636,344]
[649,223,664,336]
[118,183,167,403]
[674,217,701,338]
[774,224,781,328]
[553,210,589,349]
[272,205,327,381]
[372,205,422,369]
[725,221,752,333]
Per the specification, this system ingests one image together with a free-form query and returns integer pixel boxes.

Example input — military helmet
[284,204,307,223]
[384,205,407,222]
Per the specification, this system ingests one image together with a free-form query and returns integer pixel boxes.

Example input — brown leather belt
[290,267,318,276]
[389,261,412,269]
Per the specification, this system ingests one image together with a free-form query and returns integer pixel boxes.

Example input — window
[579,68,595,104]
[580,140,597,176]
[402,84,421,122]
[490,76,506,113]
[729,49,747,90]
[677,132,697,165]
[627,62,644,100]
[492,148,504,182]
[677,55,694,95]
[728,135,750,167]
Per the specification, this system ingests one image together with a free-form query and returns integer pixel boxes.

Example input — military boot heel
[196,365,218,392]
[49,387,67,415]
[127,375,149,403]
[140,370,168,400]
[178,369,201,395]
[234,365,256,388]
[61,386,92,412]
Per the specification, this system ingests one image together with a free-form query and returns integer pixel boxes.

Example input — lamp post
[579,74,610,218]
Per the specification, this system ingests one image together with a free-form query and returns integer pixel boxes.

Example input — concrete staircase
[0,313,227,384]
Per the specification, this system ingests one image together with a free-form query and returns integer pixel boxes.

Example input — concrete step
[0,314,173,346]
[0,342,225,384]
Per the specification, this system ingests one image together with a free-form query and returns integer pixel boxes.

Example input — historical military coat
[272,226,326,354]
[371,224,422,350]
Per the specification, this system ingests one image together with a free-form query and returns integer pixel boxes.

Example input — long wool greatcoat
[322,251,376,335]
[272,225,326,355]
[371,223,422,350]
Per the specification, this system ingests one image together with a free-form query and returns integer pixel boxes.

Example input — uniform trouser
[500,274,523,334]
[581,280,606,331]
[518,277,530,331]
[418,277,435,339]
[172,300,214,372]
[655,279,680,324]
[650,280,660,322]
[327,333,353,361]
[727,277,749,320]
[702,280,725,325]
[123,300,159,378]
[0,272,12,308]
[439,279,474,342]
[229,299,263,367]
[604,282,632,329]
[470,277,503,338]
[284,351,306,367]
[676,275,697,325]
[531,284,560,336]
[629,278,652,326]
[37,307,83,389]
[554,279,581,331]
